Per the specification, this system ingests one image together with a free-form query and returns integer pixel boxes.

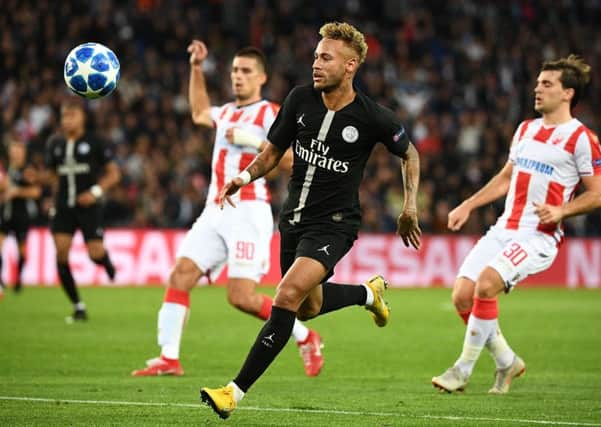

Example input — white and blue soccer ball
[64,42,120,99]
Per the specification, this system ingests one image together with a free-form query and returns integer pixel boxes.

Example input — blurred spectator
[2,0,600,235]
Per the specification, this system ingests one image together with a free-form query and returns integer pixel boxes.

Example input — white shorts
[458,226,558,290]
[176,202,273,283]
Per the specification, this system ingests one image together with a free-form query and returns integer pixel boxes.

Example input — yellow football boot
[364,275,390,327]
[200,385,237,419]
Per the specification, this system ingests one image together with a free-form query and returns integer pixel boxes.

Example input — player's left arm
[535,175,601,224]
[377,104,421,249]
[78,141,121,206]
[397,142,421,249]
[7,166,42,200]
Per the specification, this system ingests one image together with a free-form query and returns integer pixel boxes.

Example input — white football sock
[486,321,515,369]
[361,283,374,305]
[228,381,245,402]
[75,302,86,311]
[158,302,188,360]
[291,319,309,343]
[455,315,496,377]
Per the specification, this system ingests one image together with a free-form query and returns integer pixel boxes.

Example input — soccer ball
[64,42,120,99]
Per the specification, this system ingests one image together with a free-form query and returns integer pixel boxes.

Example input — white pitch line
[0,396,599,426]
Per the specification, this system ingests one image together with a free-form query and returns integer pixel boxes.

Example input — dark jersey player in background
[45,99,120,322]
[0,139,41,294]
[201,22,421,419]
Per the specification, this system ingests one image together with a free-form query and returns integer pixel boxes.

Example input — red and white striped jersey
[496,117,601,242]
[206,99,279,205]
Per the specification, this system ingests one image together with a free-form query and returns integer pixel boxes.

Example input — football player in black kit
[45,99,120,321]
[0,139,41,294]
[201,22,422,419]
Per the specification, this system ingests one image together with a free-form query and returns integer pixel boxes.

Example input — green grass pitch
[1,286,600,426]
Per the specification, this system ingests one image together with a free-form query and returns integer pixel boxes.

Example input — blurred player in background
[0,139,41,295]
[432,55,601,394]
[201,22,421,419]
[132,41,323,378]
[45,99,120,322]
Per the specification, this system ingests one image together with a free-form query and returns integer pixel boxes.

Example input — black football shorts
[50,204,104,241]
[279,220,357,282]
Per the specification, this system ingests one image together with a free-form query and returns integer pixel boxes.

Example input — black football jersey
[45,133,113,208]
[2,165,34,221]
[268,84,410,227]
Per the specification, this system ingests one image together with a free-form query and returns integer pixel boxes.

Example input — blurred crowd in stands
[2,0,601,235]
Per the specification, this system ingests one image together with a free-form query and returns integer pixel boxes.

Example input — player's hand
[533,202,564,224]
[77,191,97,207]
[396,208,421,250]
[187,40,208,66]
[448,203,471,231]
[218,178,244,209]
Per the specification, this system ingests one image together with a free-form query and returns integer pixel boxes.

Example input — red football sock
[457,309,471,325]
[472,297,498,320]
[257,295,273,320]
[163,288,190,307]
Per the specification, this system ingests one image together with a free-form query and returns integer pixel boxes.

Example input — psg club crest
[78,142,91,155]
[342,125,359,143]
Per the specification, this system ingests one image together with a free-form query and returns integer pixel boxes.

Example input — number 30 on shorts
[236,241,255,260]
[502,242,528,266]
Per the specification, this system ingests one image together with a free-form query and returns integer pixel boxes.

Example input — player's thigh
[457,228,507,283]
[275,256,328,310]
[223,202,273,283]
[487,233,558,292]
[53,232,74,262]
[295,224,356,283]
[176,207,225,282]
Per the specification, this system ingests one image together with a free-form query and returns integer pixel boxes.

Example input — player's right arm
[218,142,286,208]
[448,161,513,231]
[187,40,212,128]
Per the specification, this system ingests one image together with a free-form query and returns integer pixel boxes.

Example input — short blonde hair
[319,22,368,64]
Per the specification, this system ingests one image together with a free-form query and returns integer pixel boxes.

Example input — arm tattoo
[246,144,284,181]
[401,143,420,211]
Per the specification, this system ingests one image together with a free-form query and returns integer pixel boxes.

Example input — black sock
[318,282,367,315]
[92,253,115,280]
[16,256,25,286]
[57,262,80,305]
[233,306,296,392]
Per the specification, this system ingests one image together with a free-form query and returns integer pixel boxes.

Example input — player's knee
[168,261,200,292]
[87,247,105,260]
[226,288,252,312]
[475,268,505,298]
[475,278,498,299]
[451,287,473,312]
[274,283,305,311]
